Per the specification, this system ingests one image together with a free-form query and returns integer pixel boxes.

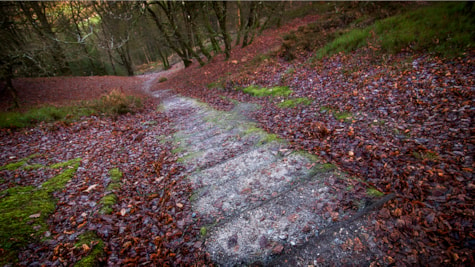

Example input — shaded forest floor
[1,6,474,266]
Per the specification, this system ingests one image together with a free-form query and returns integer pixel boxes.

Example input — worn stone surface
[162,96,387,266]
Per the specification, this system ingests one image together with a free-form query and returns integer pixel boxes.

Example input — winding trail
[145,72,393,265]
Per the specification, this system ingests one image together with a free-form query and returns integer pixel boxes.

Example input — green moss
[22,163,44,170]
[42,168,77,192]
[74,231,105,267]
[49,158,81,169]
[243,125,283,146]
[321,163,337,171]
[259,133,280,145]
[207,81,225,90]
[367,187,384,197]
[99,168,123,213]
[292,150,321,164]
[109,168,122,183]
[277,97,312,108]
[200,227,207,236]
[177,151,203,163]
[0,160,27,171]
[0,158,81,264]
[242,85,293,98]
[189,192,199,202]
[318,106,353,122]
[334,111,353,122]
[105,168,122,192]
[99,194,117,215]
[171,147,185,155]
[0,154,42,171]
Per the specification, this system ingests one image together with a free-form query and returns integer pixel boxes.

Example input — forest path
[156,90,392,265]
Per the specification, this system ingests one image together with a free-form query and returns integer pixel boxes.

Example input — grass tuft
[0,90,142,129]
[242,85,293,98]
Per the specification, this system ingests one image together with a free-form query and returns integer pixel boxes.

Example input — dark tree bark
[0,58,19,108]
[146,3,193,67]
[212,1,231,60]
[19,2,71,75]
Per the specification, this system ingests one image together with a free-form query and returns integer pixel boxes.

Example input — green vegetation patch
[89,90,142,117]
[412,151,439,161]
[242,85,293,98]
[244,125,283,146]
[0,90,143,129]
[99,168,123,214]
[315,2,475,59]
[0,106,95,129]
[367,187,385,198]
[0,158,81,264]
[99,194,117,215]
[200,226,207,237]
[319,106,353,122]
[74,231,105,267]
[277,97,312,108]
[207,81,225,90]
[334,111,353,122]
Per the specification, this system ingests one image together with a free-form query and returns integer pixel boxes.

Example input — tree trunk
[212,1,231,60]
[157,2,204,66]
[20,2,71,75]
[69,1,98,74]
[0,60,19,108]
[147,4,193,67]
[242,2,259,48]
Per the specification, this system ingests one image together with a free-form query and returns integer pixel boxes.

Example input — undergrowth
[0,90,142,129]
[315,2,474,59]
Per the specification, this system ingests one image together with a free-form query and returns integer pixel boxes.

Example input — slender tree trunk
[147,4,193,67]
[157,2,204,66]
[212,1,231,60]
[242,2,258,48]
[157,47,170,70]
[203,18,221,54]
[234,0,243,47]
[20,2,71,75]
[69,1,98,74]
[1,60,19,108]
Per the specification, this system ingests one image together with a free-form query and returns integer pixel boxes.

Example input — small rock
[227,233,238,249]
[272,244,284,254]
[259,236,268,249]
